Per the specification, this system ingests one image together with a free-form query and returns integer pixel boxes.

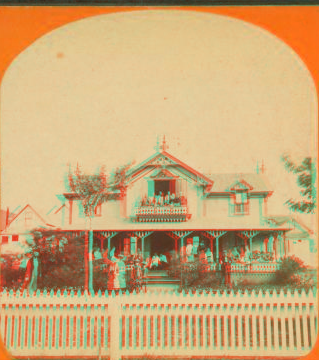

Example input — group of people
[144,253,168,270]
[94,247,146,290]
[140,191,186,207]
[179,240,258,268]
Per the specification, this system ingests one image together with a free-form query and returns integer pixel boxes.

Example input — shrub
[274,255,306,285]
[0,255,24,290]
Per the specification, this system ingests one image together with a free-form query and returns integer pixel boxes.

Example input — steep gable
[2,205,54,234]
[126,150,213,191]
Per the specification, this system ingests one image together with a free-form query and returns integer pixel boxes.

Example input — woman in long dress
[21,252,41,293]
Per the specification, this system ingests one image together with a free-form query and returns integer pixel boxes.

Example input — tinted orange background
[0,5,318,360]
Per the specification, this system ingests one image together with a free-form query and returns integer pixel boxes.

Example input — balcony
[132,205,191,222]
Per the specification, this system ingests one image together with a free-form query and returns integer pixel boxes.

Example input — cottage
[0,205,55,254]
[55,140,315,284]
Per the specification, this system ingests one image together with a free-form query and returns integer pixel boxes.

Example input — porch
[91,229,288,272]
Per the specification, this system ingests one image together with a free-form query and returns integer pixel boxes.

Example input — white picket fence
[0,288,317,359]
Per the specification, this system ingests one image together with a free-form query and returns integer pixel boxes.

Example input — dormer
[228,179,253,215]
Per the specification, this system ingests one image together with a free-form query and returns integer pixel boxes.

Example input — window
[94,204,102,216]
[1,236,9,244]
[232,192,249,215]
[12,235,19,242]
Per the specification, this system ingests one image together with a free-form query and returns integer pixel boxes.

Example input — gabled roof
[228,179,254,192]
[204,173,272,194]
[1,204,54,232]
[126,150,214,190]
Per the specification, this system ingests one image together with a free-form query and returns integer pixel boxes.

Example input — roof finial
[160,135,169,152]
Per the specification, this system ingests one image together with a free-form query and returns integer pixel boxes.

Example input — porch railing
[0,288,317,359]
[132,205,191,222]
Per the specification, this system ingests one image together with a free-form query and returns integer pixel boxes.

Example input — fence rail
[0,289,317,359]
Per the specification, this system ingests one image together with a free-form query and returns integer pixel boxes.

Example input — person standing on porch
[186,241,194,262]
[159,253,168,269]
[180,245,187,263]
[206,247,213,263]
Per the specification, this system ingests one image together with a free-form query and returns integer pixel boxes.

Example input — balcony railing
[132,205,191,222]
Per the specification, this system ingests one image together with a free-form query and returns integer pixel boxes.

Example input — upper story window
[94,204,102,217]
[232,191,249,215]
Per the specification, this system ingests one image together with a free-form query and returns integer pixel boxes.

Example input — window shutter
[148,181,155,197]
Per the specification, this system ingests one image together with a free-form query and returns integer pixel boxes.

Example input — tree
[29,229,85,290]
[281,154,316,214]
[67,162,132,294]
[68,165,109,294]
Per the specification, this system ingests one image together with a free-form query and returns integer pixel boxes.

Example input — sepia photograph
[0,6,318,360]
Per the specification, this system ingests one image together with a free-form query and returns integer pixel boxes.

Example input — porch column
[142,236,145,255]
[100,236,104,253]
[175,238,178,254]
[210,238,213,257]
[108,237,111,253]
[216,236,219,266]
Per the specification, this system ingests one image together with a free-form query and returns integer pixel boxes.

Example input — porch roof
[56,218,291,232]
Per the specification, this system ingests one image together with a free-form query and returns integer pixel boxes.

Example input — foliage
[39,234,86,290]
[109,162,134,195]
[0,255,24,290]
[68,164,109,217]
[281,154,316,213]
[28,229,68,260]
[168,258,222,289]
[274,255,306,285]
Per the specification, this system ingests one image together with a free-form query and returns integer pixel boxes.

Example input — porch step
[144,270,180,291]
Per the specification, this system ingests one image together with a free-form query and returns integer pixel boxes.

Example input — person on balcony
[170,192,176,202]
[155,193,160,206]
[159,192,164,206]
[164,191,170,205]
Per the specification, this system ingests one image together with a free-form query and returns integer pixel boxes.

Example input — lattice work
[242,230,259,239]
[202,231,216,242]
[100,231,118,239]
[206,230,227,239]
[130,231,153,239]
[172,230,193,239]
[165,231,180,241]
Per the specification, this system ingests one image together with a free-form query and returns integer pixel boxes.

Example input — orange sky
[0,6,318,360]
